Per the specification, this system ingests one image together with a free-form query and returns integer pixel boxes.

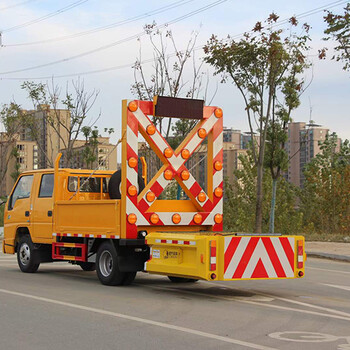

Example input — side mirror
[0,199,5,206]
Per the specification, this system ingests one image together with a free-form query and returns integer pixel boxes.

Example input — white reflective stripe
[298,256,303,262]
[67,233,72,237]
[242,239,277,279]
[202,199,223,225]
[101,235,106,239]
[288,237,295,254]
[186,133,202,155]
[78,234,83,237]
[155,239,161,243]
[189,241,196,246]
[203,113,217,133]
[157,174,170,191]
[183,173,196,190]
[166,240,172,244]
[89,234,94,238]
[213,171,222,189]
[52,233,57,236]
[127,164,138,188]
[224,237,250,279]
[151,132,169,155]
[213,131,223,159]
[156,212,196,225]
[168,154,183,171]
[127,125,138,154]
[273,237,294,278]
[178,240,184,245]
[126,197,149,225]
[210,257,217,264]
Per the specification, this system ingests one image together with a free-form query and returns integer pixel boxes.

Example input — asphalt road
[0,252,350,350]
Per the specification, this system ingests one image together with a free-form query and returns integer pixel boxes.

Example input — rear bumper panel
[145,232,305,281]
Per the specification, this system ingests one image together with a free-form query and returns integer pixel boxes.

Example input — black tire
[78,262,96,271]
[96,241,126,286]
[108,169,145,199]
[122,272,137,286]
[168,276,199,283]
[17,235,40,273]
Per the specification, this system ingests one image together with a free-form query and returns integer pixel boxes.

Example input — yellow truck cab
[2,97,306,286]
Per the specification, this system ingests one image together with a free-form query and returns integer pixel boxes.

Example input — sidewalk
[306,241,350,263]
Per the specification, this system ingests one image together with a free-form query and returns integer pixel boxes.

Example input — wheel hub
[19,243,30,266]
[99,250,113,277]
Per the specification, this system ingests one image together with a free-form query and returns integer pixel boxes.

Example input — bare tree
[21,79,100,167]
[131,23,216,140]
[0,103,24,193]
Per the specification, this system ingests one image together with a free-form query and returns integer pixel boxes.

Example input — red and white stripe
[154,239,196,246]
[52,233,120,239]
[224,236,295,279]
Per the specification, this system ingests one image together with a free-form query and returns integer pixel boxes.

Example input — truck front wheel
[96,242,126,286]
[17,235,40,273]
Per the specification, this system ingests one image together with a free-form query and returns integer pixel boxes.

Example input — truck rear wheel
[17,235,40,273]
[96,241,126,286]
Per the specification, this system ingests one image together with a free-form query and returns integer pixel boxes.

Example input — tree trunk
[269,177,277,233]
[255,162,264,233]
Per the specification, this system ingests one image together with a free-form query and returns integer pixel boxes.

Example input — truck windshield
[9,175,34,210]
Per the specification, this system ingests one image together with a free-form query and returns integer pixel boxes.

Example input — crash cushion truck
[2,96,306,286]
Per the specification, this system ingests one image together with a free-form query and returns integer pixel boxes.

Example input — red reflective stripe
[161,240,166,243]
[280,237,295,271]
[211,264,216,271]
[127,109,139,135]
[262,237,286,278]
[224,237,241,273]
[172,240,178,244]
[233,237,259,279]
[184,241,190,245]
[212,117,223,140]
[210,246,216,257]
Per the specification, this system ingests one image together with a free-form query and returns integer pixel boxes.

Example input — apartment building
[60,137,117,170]
[286,122,341,187]
[0,133,38,196]
[21,105,71,168]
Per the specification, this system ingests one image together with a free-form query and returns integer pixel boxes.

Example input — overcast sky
[0,0,349,144]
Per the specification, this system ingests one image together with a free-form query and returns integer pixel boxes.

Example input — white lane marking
[139,283,350,322]
[203,281,350,321]
[322,284,350,292]
[0,288,277,350]
[269,331,342,343]
[308,266,350,275]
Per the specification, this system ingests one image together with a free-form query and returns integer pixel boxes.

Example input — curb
[306,251,350,263]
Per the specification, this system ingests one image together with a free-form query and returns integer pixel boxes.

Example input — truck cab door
[5,175,34,248]
[31,173,54,243]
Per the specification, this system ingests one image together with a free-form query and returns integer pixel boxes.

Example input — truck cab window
[80,177,100,193]
[68,177,78,192]
[39,174,54,197]
[9,175,34,210]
